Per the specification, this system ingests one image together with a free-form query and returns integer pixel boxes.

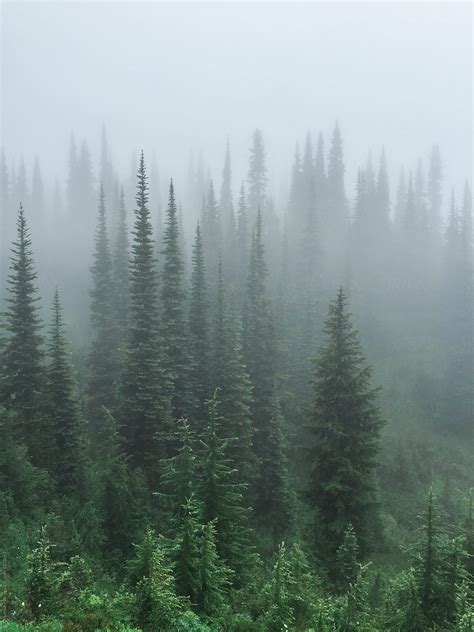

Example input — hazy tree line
[0,125,472,630]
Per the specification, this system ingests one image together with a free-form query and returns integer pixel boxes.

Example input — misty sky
[1,1,472,204]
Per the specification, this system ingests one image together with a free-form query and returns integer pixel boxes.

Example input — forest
[0,119,472,631]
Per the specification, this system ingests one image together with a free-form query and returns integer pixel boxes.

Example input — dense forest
[0,124,473,631]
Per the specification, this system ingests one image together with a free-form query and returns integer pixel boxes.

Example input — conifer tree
[188,222,210,427]
[202,180,221,283]
[197,520,231,616]
[200,394,253,580]
[220,140,236,275]
[336,523,360,592]
[159,418,197,532]
[45,289,85,495]
[308,288,384,563]
[212,260,253,485]
[121,152,168,471]
[236,181,249,283]
[247,128,267,222]
[161,179,190,421]
[2,205,43,462]
[112,187,129,342]
[244,210,290,533]
[88,185,116,429]
[173,494,202,605]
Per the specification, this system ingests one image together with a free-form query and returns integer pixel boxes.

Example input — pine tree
[88,185,116,430]
[121,152,168,472]
[220,140,236,277]
[336,523,359,592]
[158,418,197,532]
[2,204,44,462]
[236,181,249,283]
[112,186,129,342]
[247,128,267,223]
[211,260,253,486]
[161,179,190,422]
[173,494,202,605]
[188,222,210,427]
[308,287,384,564]
[244,210,290,534]
[202,180,221,284]
[200,393,253,580]
[197,520,231,616]
[45,289,85,495]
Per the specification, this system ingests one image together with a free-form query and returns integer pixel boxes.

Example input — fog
[2,1,472,194]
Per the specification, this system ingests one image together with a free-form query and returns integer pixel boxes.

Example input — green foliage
[308,287,384,566]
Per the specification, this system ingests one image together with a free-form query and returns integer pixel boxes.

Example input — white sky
[1,1,472,204]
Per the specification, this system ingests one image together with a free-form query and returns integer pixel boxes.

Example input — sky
[1,1,472,206]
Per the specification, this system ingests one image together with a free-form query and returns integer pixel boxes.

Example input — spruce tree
[336,523,359,592]
[220,140,237,277]
[188,222,210,427]
[2,204,44,462]
[247,128,267,223]
[160,179,190,422]
[236,181,249,284]
[88,185,116,430]
[308,287,384,564]
[112,186,129,343]
[45,289,85,496]
[202,180,221,284]
[197,520,231,617]
[121,152,168,472]
[173,493,202,606]
[244,210,290,535]
[212,260,253,486]
[199,393,253,581]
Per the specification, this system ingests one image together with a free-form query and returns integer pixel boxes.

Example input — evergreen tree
[112,186,129,342]
[202,180,221,284]
[244,210,290,536]
[2,204,44,463]
[121,152,168,472]
[173,493,202,606]
[88,185,116,430]
[220,140,237,276]
[308,288,384,564]
[161,179,190,422]
[197,520,231,617]
[212,260,253,486]
[200,394,253,580]
[236,181,249,283]
[247,128,267,223]
[188,222,210,427]
[45,289,85,495]
[26,528,57,620]
[336,523,360,593]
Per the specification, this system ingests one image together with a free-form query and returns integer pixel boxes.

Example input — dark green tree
[121,152,168,472]
[336,523,359,593]
[308,287,384,564]
[197,520,231,617]
[2,204,44,463]
[88,185,116,430]
[112,186,129,346]
[200,394,253,581]
[247,128,267,223]
[45,289,85,496]
[244,210,291,537]
[161,179,190,422]
[188,222,210,427]
[212,260,253,486]
[173,493,202,606]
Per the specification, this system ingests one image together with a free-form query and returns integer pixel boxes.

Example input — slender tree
[161,179,190,422]
[308,288,384,564]
[2,205,44,462]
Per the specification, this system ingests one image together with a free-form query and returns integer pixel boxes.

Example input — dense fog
[0,2,473,630]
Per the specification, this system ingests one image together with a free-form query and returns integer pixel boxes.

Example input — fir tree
[2,204,43,462]
[197,520,231,617]
[244,210,290,534]
[236,181,249,283]
[336,523,360,593]
[199,393,253,580]
[173,493,202,606]
[112,186,129,342]
[88,185,116,430]
[45,289,85,495]
[188,222,210,427]
[161,179,190,422]
[121,152,168,472]
[247,128,267,222]
[211,260,253,486]
[308,288,384,564]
